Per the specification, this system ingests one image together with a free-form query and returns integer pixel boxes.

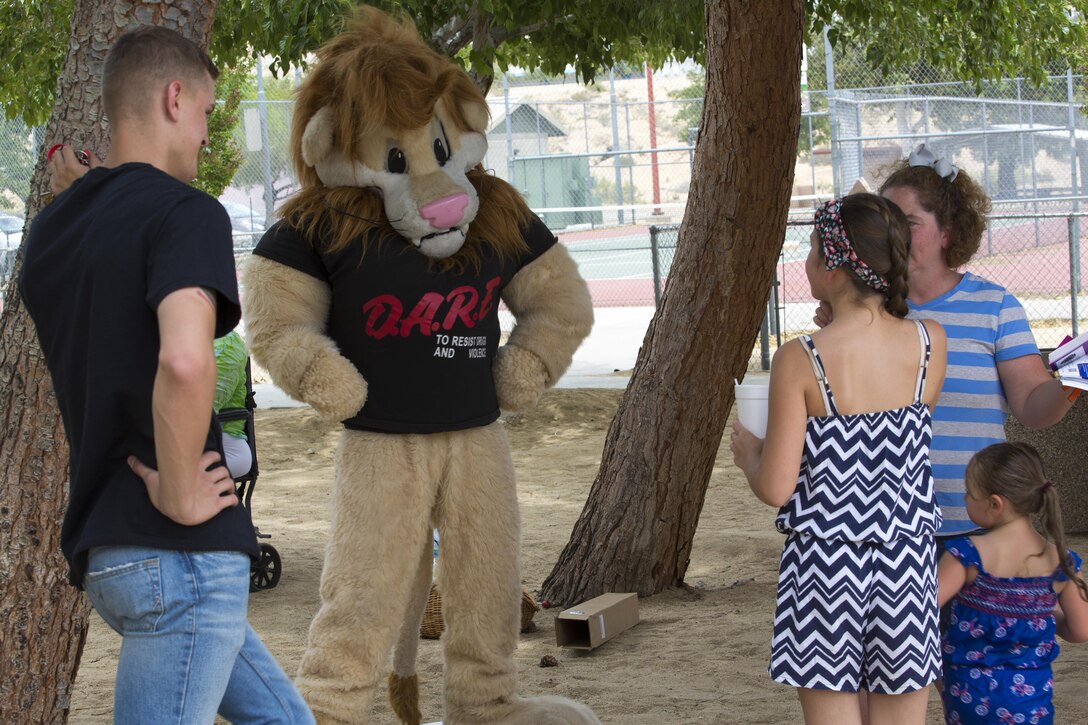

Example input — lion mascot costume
[241,7,598,725]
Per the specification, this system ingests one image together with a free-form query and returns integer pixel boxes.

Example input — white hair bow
[907,144,959,181]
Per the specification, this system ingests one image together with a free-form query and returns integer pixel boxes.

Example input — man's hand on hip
[128,450,239,526]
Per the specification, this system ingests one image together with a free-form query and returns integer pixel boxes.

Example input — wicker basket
[520,589,540,631]
[420,584,539,639]
[420,583,444,639]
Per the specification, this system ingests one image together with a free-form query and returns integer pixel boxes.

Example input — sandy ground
[68,388,1088,724]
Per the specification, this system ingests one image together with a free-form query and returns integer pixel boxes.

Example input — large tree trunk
[541,0,803,604]
[0,2,216,721]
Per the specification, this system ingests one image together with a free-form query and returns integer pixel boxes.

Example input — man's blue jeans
[84,546,314,724]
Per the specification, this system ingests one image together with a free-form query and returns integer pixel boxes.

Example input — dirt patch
[68,389,1088,724]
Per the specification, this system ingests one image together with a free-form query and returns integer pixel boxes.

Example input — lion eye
[387,148,407,174]
[433,138,449,166]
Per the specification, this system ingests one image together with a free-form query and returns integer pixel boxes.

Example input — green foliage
[0,0,711,169]
[808,0,1088,89]
[192,60,253,198]
[805,40,913,92]
[669,70,704,144]
[673,28,1082,158]
[0,0,72,124]
[0,0,348,125]
[210,0,350,77]
[376,0,706,85]
[1,0,1084,138]
[592,173,643,205]
[404,0,1088,90]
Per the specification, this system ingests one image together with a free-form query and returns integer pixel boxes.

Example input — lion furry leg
[437,424,599,725]
[296,430,437,724]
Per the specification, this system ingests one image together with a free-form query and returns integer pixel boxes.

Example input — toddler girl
[938,441,1088,724]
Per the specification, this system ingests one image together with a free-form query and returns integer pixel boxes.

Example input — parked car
[219,200,267,247]
[0,212,23,283]
[0,212,23,248]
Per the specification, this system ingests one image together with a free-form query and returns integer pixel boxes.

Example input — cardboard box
[555,593,639,650]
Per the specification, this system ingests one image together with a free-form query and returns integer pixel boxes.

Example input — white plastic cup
[734,380,769,438]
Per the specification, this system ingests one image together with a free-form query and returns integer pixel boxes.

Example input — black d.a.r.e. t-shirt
[252,214,557,432]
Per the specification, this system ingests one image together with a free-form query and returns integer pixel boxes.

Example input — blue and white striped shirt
[907,272,1039,535]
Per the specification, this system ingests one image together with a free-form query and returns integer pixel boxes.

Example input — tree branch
[433,14,474,56]
[469,11,495,94]
[490,19,554,47]
[437,13,559,57]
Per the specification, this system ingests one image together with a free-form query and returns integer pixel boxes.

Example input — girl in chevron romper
[815,146,1079,540]
[732,193,948,724]
[937,442,1088,725]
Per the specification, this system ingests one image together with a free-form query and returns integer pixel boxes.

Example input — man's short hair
[102,25,219,122]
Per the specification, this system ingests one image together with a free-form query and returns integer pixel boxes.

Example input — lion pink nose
[420,193,469,229]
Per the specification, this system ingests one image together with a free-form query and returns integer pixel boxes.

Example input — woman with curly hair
[882,146,1079,538]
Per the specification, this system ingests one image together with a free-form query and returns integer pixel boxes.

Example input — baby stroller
[216,357,282,593]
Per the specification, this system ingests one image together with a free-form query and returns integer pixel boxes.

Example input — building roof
[488,103,566,137]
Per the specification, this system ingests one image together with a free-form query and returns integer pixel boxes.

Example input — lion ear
[301,106,336,167]
[459,99,490,135]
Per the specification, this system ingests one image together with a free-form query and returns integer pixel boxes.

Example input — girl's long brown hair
[967,442,1088,601]
[816,194,912,317]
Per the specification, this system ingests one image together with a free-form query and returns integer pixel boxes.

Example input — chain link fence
[819,76,1088,205]
[0,117,39,284]
[3,69,1086,222]
[4,61,1088,371]
[526,207,1088,368]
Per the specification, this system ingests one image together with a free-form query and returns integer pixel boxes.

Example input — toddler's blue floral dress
[941,537,1082,725]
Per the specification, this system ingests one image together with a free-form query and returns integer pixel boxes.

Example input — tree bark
[0,2,216,721]
[541,0,803,604]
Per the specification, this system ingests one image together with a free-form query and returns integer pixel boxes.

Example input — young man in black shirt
[20,26,311,723]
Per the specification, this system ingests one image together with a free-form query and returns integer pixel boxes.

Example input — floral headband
[814,199,889,293]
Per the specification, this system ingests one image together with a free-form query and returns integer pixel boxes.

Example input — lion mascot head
[279,6,532,264]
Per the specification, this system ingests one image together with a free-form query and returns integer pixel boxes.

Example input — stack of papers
[1047,330,1088,391]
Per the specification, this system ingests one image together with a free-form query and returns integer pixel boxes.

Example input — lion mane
[278,6,533,271]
